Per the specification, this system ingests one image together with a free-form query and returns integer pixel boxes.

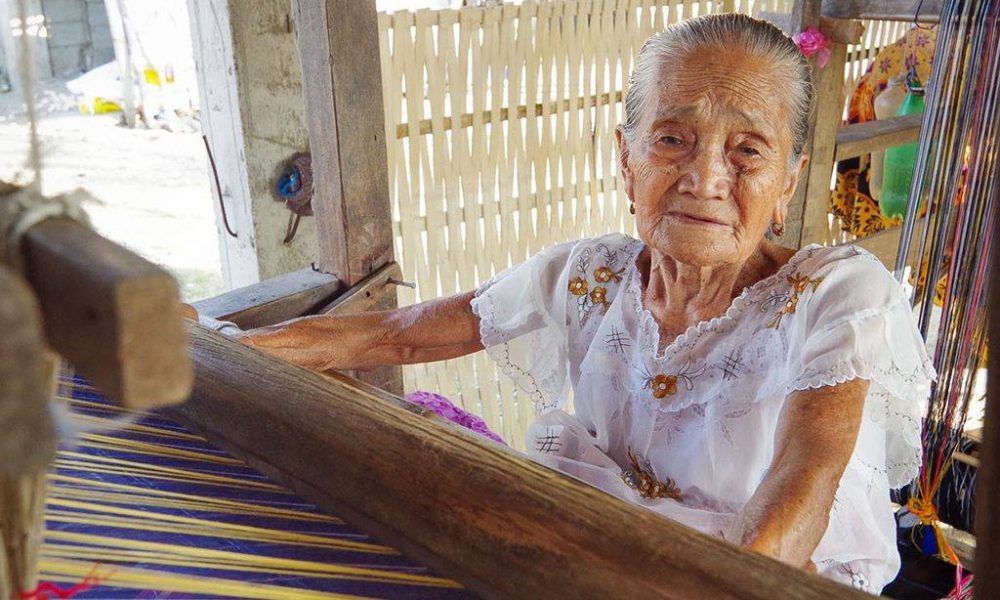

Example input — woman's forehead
[647,51,792,135]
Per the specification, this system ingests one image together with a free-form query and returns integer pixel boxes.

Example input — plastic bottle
[880,75,925,219]
[870,75,908,201]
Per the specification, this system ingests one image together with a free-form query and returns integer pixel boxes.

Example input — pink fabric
[406,391,506,445]
[793,26,831,68]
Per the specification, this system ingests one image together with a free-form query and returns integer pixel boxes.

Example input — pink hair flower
[793,26,831,68]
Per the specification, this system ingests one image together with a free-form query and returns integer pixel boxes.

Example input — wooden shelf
[822,0,942,22]
[835,114,923,162]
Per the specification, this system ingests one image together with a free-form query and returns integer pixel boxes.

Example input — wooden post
[290,0,393,286]
[0,266,55,599]
[797,39,848,246]
[976,226,1000,594]
[177,324,869,600]
[291,0,401,394]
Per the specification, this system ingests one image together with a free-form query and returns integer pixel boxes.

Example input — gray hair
[621,13,813,158]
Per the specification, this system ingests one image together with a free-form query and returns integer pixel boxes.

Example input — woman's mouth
[667,211,730,227]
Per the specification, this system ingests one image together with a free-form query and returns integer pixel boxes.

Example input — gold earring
[629,202,635,215]
[770,222,785,236]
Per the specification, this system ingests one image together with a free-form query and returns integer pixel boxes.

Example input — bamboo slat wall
[377,0,906,448]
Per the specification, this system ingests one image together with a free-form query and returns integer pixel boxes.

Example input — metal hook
[387,277,416,289]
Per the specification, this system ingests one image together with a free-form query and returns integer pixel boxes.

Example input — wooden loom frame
[173,0,998,599]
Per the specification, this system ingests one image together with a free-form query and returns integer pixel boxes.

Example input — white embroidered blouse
[471,233,935,594]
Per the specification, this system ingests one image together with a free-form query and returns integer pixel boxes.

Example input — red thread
[19,565,114,600]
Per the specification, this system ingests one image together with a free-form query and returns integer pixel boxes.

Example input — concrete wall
[39,0,114,77]
[1,0,54,88]
[188,0,317,289]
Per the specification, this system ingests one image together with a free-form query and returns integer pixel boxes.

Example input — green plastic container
[880,79,926,219]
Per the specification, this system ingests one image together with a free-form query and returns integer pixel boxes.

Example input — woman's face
[617,46,807,267]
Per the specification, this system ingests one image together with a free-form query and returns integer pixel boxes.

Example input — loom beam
[178,324,869,600]
[21,218,192,409]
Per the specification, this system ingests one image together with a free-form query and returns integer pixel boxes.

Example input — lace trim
[626,243,823,361]
[788,360,933,488]
[471,277,554,414]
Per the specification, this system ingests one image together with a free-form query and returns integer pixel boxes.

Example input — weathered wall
[188,0,316,289]
[39,0,113,77]
[2,0,54,86]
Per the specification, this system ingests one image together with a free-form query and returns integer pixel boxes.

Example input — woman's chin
[647,224,741,267]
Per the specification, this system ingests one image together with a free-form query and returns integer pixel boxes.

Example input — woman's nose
[675,146,732,200]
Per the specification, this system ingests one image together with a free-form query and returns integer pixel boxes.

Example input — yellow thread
[48,476,339,522]
[56,455,284,491]
[39,558,379,600]
[44,531,457,587]
[46,498,396,553]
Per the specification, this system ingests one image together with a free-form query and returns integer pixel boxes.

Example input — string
[33,372,468,598]
[14,0,41,192]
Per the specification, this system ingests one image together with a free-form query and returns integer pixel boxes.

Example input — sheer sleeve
[786,251,936,487]
[470,240,578,414]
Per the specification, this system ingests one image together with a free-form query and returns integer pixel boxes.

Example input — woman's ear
[773,155,809,228]
[615,126,635,202]
[778,154,809,212]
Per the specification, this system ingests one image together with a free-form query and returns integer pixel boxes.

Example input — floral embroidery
[640,362,706,401]
[568,277,589,296]
[589,286,609,313]
[647,374,678,399]
[571,242,625,324]
[594,265,624,283]
[621,448,683,501]
[765,273,824,329]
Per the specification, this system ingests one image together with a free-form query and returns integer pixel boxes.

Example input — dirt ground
[0,80,224,301]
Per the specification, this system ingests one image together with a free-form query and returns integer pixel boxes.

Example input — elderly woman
[234,14,933,594]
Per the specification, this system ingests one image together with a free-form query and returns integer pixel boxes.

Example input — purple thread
[406,391,506,445]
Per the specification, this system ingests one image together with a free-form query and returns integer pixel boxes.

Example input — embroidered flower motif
[568,277,589,296]
[765,273,824,329]
[621,448,683,501]
[593,265,624,283]
[589,286,610,314]
[647,374,678,399]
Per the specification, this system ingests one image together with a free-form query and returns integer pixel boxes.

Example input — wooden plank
[834,114,923,162]
[177,324,870,600]
[22,218,192,409]
[318,262,402,316]
[800,41,849,246]
[976,223,1000,594]
[291,0,394,287]
[821,0,943,22]
[0,266,54,476]
[844,216,926,269]
[193,267,343,329]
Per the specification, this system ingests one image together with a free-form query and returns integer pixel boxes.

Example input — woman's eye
[660,135,684,145]
[738,146,761,157]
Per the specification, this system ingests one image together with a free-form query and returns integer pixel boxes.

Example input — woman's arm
[728,378,868,568]
[238,291,484,372]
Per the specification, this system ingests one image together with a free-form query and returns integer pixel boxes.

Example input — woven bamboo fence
[377,0,911,448]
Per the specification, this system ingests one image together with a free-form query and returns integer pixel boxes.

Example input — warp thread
[19,564,114,600]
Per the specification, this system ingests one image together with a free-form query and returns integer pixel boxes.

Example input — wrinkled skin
[216,42,866,575]
[617,45,808,345]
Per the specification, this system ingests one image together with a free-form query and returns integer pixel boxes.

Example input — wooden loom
[2,1,998,599]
